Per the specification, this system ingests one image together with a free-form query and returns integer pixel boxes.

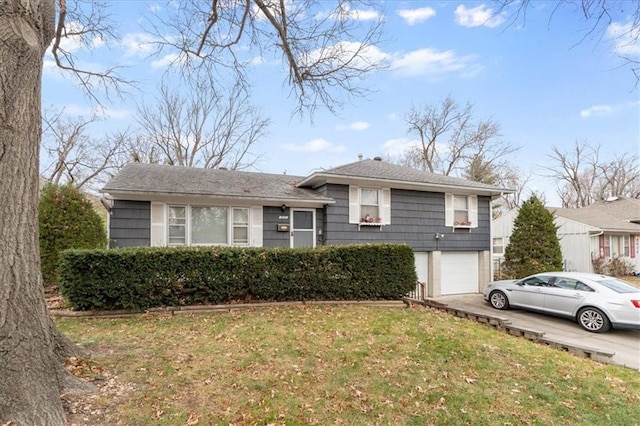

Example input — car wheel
[489,290,509,310]
[577,307,611,333]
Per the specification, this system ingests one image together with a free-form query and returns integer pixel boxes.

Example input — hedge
[58,244,417,311]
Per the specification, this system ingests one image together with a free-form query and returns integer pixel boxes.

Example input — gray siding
[263,206,324,248]
[318,184,491,251]
[109,200,150,248]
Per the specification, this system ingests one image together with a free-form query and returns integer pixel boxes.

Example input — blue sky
[41,1,639,205]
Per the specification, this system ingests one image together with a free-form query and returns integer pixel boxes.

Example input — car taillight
[632,300,640,308]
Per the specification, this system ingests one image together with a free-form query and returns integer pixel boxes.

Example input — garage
[441,251,479,295]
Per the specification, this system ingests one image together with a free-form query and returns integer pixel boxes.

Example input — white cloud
[45,21,105,54]
[281,138,346,153]
[336,121,370,131]
[382,138,419,157]
[388,113,398,121]
[580,104,614,118]
[100,107,133,119]
[121,32,159,58]
[316,5,381,22]
[397,7,436,26]
[344,7,380,21]
[151,53,183,69]
[607,22,640,57]
[454,4,505,28]
[580,101,640,118]
[303,41,388,72]
[390,48,478,78]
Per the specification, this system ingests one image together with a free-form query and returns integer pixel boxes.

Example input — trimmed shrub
[38,184,107,285]
[58,244,417,311]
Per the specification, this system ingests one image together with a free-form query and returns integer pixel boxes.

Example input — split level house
[492,196,640,274]
[101,158,512,297]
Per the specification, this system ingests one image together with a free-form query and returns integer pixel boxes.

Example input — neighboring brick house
[102,158,511,296]
[492,197,640,274]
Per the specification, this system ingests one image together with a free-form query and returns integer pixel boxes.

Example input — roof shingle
[297,159,512,194]
[102,163,333,203]
[552,197,640,232]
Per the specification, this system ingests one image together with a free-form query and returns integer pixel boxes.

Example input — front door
[291,209,315,248]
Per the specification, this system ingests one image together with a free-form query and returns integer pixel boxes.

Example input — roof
[296,159,512,196]
[102,163,334,205]
[552,197,640,233]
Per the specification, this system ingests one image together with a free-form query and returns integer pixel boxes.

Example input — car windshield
[596,279,640,294]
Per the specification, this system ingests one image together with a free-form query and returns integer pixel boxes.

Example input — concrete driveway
[432,294,640,371]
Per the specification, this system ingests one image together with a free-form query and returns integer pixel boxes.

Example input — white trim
[150,202,167,246]
[103,191,333,206]
[445,194,478,229]
[250,206,263,247]
[349,186,360,224]
[161,204,260,247]
[381,188,391,225]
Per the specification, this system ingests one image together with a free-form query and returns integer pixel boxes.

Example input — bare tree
[398,96,519,180]
[495,0,640,83]
[492,169,532,217]
[143,0,386,115]
[542,141,640,207]
[135,76,268,170]
[0,1,386,423]
[41,108,127,191]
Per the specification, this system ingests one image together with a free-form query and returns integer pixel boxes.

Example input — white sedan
[483,272,640,333]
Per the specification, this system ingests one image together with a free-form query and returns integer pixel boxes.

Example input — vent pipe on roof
[358,153,363,161]
[373,156,382,161]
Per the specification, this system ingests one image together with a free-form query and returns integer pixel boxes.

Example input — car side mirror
[515,281,523,286]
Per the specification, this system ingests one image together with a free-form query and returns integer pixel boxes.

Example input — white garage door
[441,252,479,295]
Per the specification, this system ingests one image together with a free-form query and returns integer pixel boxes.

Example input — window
[360,188,380,222]
[492,237,504,255]
[603,236,611,257]
[168,206,186,245]
[166,205,250,246]
[575,281,594,292]
[232,208,249,245]
[520,276,552,287]
[445,194,478,228]
[348,186,391,225]
[192,206,227,245]
[623,235,630,257]
[611,235,620,257]
[453,195,469,225]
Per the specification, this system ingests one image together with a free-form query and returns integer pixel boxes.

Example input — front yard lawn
[57,305,640,425]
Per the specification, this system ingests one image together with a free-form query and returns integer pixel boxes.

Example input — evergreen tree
[38,184,107,285]
[503,195,563,278]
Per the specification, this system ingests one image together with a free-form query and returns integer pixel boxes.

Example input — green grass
[57,306,640,425]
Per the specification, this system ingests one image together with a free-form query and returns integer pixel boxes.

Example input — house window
[348,186,390,225]
[603,236,611,257]
[192,206,228,245]
[232,208,249,245]
[611,235,621,257]
[167,205,250,246]
[453,195,470,225]
[623,235,630,257]
[492,237,504,255]
[445,194,477,228]
[360,188,380,222]
[168,206,187,245]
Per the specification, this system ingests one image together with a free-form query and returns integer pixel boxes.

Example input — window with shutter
[445,194,478,228]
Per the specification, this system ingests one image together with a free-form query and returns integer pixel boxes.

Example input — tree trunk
[0,1,68,424]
